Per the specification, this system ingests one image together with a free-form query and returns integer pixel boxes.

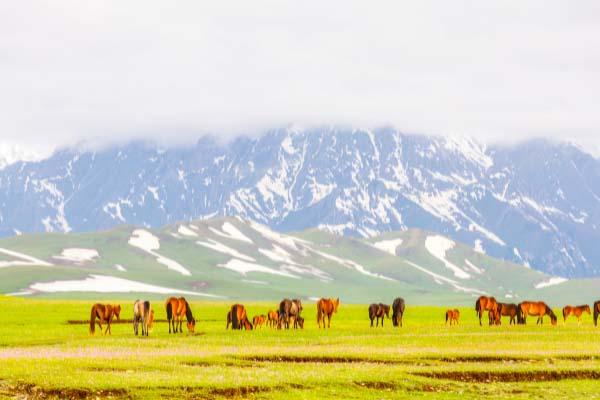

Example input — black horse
[392,297,405,327]
[594,300,600,327]
[368,303,390,327]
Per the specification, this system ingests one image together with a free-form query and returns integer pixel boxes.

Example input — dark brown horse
[278,299,302,329]
[475,296,498,326]
[368,303,390,327]
[392,297,405,327]
[518,301,557,325]
[445,309,460,326]
[294,315,304,329]
[317,298,340,329]
[494,303,519,325]
[228,304,253,330]
[89,303,121,335]
[595,301,600,327]
[165,297,196,333]
[267,310,279,328]
[252,314,266,328]
[563,305,591,325]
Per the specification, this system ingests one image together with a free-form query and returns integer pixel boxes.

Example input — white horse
[133,300,151,336]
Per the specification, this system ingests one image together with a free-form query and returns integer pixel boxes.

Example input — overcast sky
[1,1,599,152]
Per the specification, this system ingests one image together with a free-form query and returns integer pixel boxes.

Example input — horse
[317,298,340,329]
[228,304,253,330]
[562,305,591,325]
[445,309,460,325]
[278,299,302,329]
[475,296,498,326]
[495,303,519,325]
[294,316,305,329]
[368,303,390,327]
[165,297,196,333]
[252,314,267,328]
[133,300,151,336]
[518,301,557,325]
[267,310,279,328]
[89,303,121,335]
[595,301,600,327]
[392,297,405,327]
[147,309,155,333]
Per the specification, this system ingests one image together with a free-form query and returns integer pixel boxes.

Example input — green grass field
[0,297,599,399]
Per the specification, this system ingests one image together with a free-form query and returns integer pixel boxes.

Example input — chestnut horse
[518,301,557,325]
[475,296,498,326]
[595,301,600,327]
[445,309,460,325]
[562,305,590,325]
[317,298,340,329]
[267,310,279,328]
[252,314,266,328]
[392,297,405,327]
[493,303,519,325]
[368,303,390,327]
[89,303,121,335]
[165,297,196,333]
[227,304,253,330]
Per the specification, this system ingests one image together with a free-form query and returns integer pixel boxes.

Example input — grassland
[0,297,599,399]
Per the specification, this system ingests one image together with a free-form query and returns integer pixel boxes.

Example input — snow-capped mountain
[0,143,44,170]
[0,127,599,278]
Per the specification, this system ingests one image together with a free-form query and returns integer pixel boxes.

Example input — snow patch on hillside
[27,274,218,296]
[128,230,191,276]
[535,277,568,289]
[196,239,255,262]
[178,225,198,237]
[53,248,99,263]
[404,261,486,295]
[372,239,403,256]
[209,222,253,243]
[217,258,298,278]
[425,235,471,279]
[0,248,53,268]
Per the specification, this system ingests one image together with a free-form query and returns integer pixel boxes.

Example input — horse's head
[245,319,253,330]
[187,318,196,333]
[297,317,304,329]
[114,304,121,320]
[584,305,591,314]
[334,298,340,312]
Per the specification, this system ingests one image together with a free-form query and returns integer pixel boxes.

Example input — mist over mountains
[1,127,599,278]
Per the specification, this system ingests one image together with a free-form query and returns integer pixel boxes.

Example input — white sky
[1,1,599,152]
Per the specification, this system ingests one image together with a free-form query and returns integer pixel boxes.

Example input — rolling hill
[0,217,595,305]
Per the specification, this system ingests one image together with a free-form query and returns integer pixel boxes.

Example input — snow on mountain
[1,128,599,278]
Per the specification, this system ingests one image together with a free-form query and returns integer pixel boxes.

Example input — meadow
[0,297,599,399]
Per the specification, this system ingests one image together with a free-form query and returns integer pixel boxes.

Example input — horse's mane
[184,300,194,322]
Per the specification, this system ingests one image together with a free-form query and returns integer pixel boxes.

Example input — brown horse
[494,303,519,325]
[89,303,121,335]
[267,310,279,328]
[562,305,591,325]
[475,296,498,326]
[252,314,267,328]
[317,298,340,329]
[278,299,302,329]
[368,303,390,327]
[165,297,196,333]
[228,304,253,330]
[392,297,405,327]
[518,301,557,325]
[445,309,460,325]
[294,315,305,329]
[595,301,600,327]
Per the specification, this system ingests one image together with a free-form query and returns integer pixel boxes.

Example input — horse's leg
[328,313,332,328]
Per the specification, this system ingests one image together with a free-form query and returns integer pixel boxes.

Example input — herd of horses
[88,296,600,335]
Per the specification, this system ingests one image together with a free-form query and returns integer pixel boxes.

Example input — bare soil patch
[2,382,129,399]
[413,370,600,382]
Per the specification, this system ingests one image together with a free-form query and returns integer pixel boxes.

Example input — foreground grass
[0,297,599,399]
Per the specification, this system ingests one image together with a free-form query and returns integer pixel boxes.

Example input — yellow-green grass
[0,297,599,399]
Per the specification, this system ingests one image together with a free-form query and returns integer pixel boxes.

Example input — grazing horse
[475,296,498,326]
[445,309,460,326]
[147,309,155,333]
[133,300,151,336]
[317,298,340,329]
[368,303,390,327]
[228,304,253,330]
[595,301,600,327]
[252,314,267,328]
[495,303,519,325]
[294,316,305,329]
[165,297,196,333]
[267,310,279,328]
[392,297,405,327]
[278,299,302,329]
[89,303,121,335]
[563,305,591,325]
[518,301,557,325]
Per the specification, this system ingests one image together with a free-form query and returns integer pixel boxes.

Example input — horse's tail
[89,306,96,334]
[562,306,568,321]
[475,298,480,313]
[317,301,323,324]
[232,305,240,329]
[166,301,173,322]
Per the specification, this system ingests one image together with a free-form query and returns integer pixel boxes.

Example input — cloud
[1,1,599,151]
